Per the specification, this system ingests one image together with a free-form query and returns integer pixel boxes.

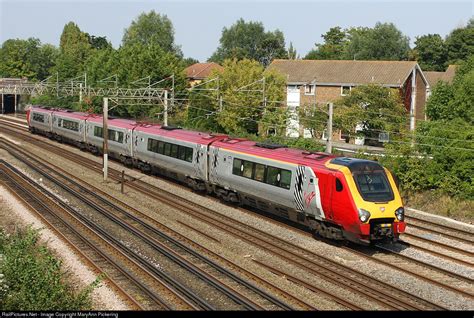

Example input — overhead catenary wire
[183,104,474,153]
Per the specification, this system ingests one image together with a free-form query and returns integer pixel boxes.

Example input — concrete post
[410,68,416,131]
[164,90,168,126]
[103,97,108,181]
[326,102,333,154]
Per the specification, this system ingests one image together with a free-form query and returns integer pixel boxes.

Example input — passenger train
[26,105,406,245]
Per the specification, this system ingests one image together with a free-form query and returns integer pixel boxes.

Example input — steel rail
[0,160,210,310]
[405,215,474,237]
[399,238,474,267]
[0,135,308,310]
[407,223,474,245]
[0,124,452,310]
[0,163,173,310]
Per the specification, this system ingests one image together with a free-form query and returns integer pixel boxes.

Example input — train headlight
[358,209,371,223]
[395,207,405,221]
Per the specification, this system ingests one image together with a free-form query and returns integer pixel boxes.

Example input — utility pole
[326,102,333,154]
[163,90,168,126]
[79,83,83,103]
[56,72,59,97]
[103,97,109,181]
[219,96,223,112]
[14,86,17,114]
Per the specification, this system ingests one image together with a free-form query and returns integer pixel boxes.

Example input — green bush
[0,226,99,310]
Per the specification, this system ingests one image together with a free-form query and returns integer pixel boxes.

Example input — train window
[336,178,343,192]
[254,164,265,182]
[266,166,280,186]
[280,170,292,189]
[233,159,243,176]
[61,119,79,132]
[242,161,253,179]
[354,172,393,202]
[116,131,124,143]
[185,147,193,162]
[158,141,164,154]
[32,113,45,123]
[178,146,186,160]
[108,129,121,143]
[163,143,171,156]
[94,126,103,138]
[147,138,158,152]
[170,144,179,158]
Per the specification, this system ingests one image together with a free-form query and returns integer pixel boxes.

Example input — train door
[193,144,207,180]
[125,128,133,157]
[330,172,350,224]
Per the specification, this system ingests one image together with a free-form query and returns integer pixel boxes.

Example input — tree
[0,38,58,81]
[305,26,348,60]
[114,43,186,118]
[298,104,328,138]
[183,57,199,67]
[333,84,408,142]
[122,10,181,56]
[413,34,447,71]
[380,56,474,199]
[287,42,298,60]
[187,59,287,136]
[426,55,474,123]
[87,35,111,50]
[209,19,287,67]
[53,22,93,80]
[445,19,474,64]
[346,22,410,60]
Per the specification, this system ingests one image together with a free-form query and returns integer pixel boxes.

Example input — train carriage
[133,125,226,188]
[210,139,328,222]
[210,138,406,244]
[28,106,53,135]
[51,109,89,145]
[85,116,136,162]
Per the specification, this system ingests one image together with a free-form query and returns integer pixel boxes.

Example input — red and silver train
[27,105,406,245]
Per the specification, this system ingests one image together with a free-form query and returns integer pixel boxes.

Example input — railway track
[404,215,474,245]
[0,121,469,310]
[0,160,185,310]
[0,139,302,311]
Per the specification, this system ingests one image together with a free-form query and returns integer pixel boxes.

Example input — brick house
[267,59,429,139]
[184,62,223,87]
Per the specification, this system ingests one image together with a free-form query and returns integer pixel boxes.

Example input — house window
[341,86,352,96]
[322,129,329,141]
[304,84,315,95]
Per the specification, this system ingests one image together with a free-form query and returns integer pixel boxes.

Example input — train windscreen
[353,171,394,202]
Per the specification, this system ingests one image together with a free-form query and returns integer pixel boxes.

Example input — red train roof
[213,138,338,168]
[135,124,227,145]
[52,109,92,120]
[30,106,54,114]
[87,116,137,129]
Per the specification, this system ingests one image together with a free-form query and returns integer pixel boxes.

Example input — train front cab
[326,158,406,245]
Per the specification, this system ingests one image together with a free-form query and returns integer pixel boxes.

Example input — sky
[0,0,473,62]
